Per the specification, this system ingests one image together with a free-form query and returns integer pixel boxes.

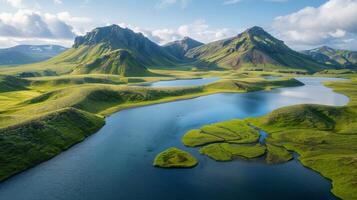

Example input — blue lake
[0,77,349,200]
[134,77,219,87]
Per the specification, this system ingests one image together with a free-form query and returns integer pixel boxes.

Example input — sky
[0,0,357,50]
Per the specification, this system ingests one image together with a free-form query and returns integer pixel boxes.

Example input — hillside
[163,37,203,59]
[0,45,67,66]
[72,49,152,76]
[302,46,357,68]
[186,26,327,73]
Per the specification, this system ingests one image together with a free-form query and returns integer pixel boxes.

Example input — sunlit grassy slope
[0,108,104,181]
[244,78,357,200]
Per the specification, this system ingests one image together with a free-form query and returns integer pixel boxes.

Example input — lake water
[134,77,219,87]
[0,77,349,200]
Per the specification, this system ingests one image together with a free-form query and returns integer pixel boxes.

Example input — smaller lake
[135,77,219,87]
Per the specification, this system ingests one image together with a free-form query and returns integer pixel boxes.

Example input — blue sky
[0,0,357,50]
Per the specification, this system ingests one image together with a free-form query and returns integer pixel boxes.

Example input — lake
[0,77,349,200]
[133,77,219,87]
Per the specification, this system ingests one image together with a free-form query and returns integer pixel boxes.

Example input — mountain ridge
[163,37,203,59]
[186,26,327,72]
[0,45,67,66]
[302,46,357,68]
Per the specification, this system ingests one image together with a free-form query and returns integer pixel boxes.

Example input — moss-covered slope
[0,107,104,181]
[72,49,152,76]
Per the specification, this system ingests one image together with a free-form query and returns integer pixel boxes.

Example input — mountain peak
[163,37,203,59]
[243,26,267,36]
[73,24,147,49]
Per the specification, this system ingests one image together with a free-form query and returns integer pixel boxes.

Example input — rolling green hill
[302,46,357,68]
[186,26,328,73]
[72,49,152,76]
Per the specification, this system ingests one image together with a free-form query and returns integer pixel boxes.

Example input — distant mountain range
[2,24,356,77]
[163,37,203,59]
[302,46,357,68]
[0,45,67,66]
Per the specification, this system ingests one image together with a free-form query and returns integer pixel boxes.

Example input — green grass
[182,119,259,147]
[178,75,357,199]
[0,107,104,181]
[199,143,266,161]
[182,129,224,147]
[266,144,293,164]
[245,78,357,199]
[153,147,198,168]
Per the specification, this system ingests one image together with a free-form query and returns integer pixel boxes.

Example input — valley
[0,24,356,200]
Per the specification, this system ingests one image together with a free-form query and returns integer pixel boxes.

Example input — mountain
[186,26,327,73]
[72,24,180,67]
[302,46,357,68]
[163,37,203,59]
[0,45,67,66]
[72,49,151,76]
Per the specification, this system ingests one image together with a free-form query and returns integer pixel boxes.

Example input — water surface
[0,77,349,200]
[134,77,219,87]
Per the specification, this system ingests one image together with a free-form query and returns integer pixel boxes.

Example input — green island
[153,147,198,168]
[176,75,357,200]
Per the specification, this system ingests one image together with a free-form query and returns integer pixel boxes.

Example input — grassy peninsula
[177,74,357,200]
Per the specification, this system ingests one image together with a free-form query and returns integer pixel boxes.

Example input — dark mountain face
[302,46,357,68]
[185,26,326,72]
[0,45,67,66]
[163,37,203,59]
[73,24,180,66]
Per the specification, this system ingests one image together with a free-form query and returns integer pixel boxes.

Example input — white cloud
[0,9,75,39]
[0,9,93,47]
[5,0,23,8]
[119,19,236,45]
[56,12,92,35]
[272,0,357,50]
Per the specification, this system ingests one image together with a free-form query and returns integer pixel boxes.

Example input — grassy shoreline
[0,75,303,182]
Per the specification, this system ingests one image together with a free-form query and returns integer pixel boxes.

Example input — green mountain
[0,45,67,66]
[3,24,180,77]
[186,26,327,73]
[72,49,151,76]
[163,37,203,59]
[302,46,357,68]
[72,24,179,67]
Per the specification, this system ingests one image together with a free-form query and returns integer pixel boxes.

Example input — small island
[153,147,198,168]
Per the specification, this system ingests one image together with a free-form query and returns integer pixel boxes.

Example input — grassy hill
[72,49,153,76]
[186,26,328,73]
[0,108,104,181]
